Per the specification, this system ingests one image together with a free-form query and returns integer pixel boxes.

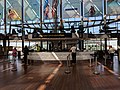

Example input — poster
[7,0,22,21]
[43,0,59,20]
[8,8,21,20]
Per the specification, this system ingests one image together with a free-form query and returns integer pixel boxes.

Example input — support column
[40,0,42,52]
[41,41,43,51]
[104,0,107,53]
[8,22,11,57]
[3,0,7,52]
[60,0,62,25]
[79,0,84,51]
[40,0,42,33]
[21,0,24,51]
[118,37,120,61]
[52,0,58,33]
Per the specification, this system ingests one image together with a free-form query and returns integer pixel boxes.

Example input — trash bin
[18,51,21,59]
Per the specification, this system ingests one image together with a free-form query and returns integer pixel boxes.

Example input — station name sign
[40,33,72,38]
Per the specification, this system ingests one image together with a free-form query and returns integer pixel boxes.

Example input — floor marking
[37,52,63,90]
[98,62,119,76]
[1,67,13,72]
[37,63,62,90]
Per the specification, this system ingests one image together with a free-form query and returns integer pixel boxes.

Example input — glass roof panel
[25,0,40,21]
[84,0,103,17]
[0,0,119,21]
[0,0,4,20]
[107,0,120,15]
[62,0,80,19]
[7,0,22,21]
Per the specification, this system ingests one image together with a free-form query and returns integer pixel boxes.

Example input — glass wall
[84,0,103,17]
[107,0,120,15]
[0,0,120,51]
[62,0,80,19]
[0,0,120,34]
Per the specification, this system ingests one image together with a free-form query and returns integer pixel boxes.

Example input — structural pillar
[40,0,42,33]
[79,0,84,51]
[118,37,120,61]
[3,0,7,52]
[51,0,58,33]
[104,0,107,53]
[21,0,24,51]
[60,0,62,25]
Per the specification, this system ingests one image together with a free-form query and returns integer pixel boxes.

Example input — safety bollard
[104,54,107,65]
[88,54,94,67]
[89,58,93,67]
[93,56,100,75]
[89,58,92,67]
[65,54,71,74]
[68,55,71,67]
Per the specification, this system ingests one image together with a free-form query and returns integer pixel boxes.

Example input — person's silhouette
[89,6,95,16]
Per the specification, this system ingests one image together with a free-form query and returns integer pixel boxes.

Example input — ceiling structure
[0,0,119,20]
[0,0,120,35]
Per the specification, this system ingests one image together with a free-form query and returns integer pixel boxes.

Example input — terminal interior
[1,0,120,90]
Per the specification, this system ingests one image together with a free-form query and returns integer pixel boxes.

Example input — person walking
[11,47,17,71]
[89,6,95,16]
[108,46,115,63]
[23,45,29,66]
[70,44,77,64]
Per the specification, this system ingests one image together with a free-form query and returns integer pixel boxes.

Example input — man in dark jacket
[23,45,29,65]
[70,44,77,64]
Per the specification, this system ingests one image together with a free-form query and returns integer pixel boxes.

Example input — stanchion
[88,54,94,67]
[65,54,71,74]
[89,58,92,67]
[68,54,71,67]
[93,56,100,75]
[104,54,107,65]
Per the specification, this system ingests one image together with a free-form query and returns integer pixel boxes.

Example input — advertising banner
[7,0,22,21]
[43,0,59,20]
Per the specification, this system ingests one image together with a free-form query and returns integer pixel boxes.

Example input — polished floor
[0,56,120,90]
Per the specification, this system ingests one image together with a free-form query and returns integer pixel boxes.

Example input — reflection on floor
[0,55,120,90]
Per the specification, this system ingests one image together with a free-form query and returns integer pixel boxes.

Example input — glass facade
[0,0,120,34]
[0,0,120,51]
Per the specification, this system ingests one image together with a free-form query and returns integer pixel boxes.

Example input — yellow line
[37,63,62,90]
[98,62,119,76]
[1,67,13,72]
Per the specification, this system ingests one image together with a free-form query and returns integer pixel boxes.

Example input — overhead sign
[31,33,72,38]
